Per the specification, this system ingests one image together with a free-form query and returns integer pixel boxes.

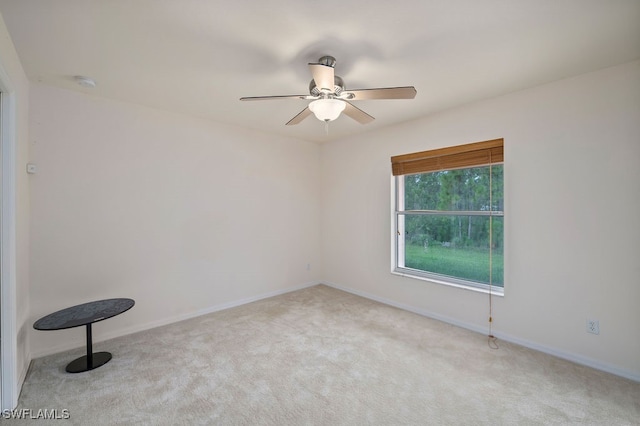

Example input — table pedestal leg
[86,322,93,368]
[65,324,112,373]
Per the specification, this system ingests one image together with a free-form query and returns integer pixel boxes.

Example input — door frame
[0,61,19,410]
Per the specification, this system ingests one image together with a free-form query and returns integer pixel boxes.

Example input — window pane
[402,215,503,286]
[403,165,503,212]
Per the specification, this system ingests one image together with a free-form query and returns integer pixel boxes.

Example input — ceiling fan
[240,56,417,125]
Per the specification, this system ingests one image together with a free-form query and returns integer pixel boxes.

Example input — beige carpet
[8,285,640,425]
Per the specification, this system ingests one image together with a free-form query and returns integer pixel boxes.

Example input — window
[391,139,504,294]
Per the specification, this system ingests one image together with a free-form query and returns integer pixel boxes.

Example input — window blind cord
[488,157,499,350]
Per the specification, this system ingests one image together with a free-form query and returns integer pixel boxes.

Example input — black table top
[33,298,135,331]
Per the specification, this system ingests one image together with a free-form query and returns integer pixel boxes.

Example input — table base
[66,351,112,373]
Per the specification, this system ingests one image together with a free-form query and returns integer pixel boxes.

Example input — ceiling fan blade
[343,86,417,100]
[308,63,335,92]
[285,107,312,126]
[240,94,312,101]
[343,102,375,124]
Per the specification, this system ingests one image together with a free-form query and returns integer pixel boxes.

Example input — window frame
[390,139,504,295]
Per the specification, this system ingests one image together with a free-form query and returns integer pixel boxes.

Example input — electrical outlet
[586,319,600,335]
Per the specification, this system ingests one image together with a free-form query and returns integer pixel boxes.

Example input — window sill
[391,268,504,297]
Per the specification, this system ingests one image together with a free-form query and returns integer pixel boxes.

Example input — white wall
[28,84,321,356]
[321,60,640,380]
[0,11,30,403]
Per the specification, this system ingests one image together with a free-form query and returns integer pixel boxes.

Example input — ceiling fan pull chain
[325,122,329,136]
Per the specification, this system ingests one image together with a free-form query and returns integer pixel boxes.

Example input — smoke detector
[74,76,96,88]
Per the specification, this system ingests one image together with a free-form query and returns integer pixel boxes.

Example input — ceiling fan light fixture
[308,98,346,122]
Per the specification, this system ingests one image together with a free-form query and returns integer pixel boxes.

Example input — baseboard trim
[322,281,640,383]
[16,357,30,401]
[31,281,321,359]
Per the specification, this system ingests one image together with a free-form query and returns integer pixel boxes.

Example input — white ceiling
[1,0,639,143]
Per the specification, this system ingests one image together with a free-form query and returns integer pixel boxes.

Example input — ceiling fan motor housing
[309,75,344,97]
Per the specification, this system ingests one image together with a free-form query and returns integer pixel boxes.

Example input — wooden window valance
[391,138,503,176]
